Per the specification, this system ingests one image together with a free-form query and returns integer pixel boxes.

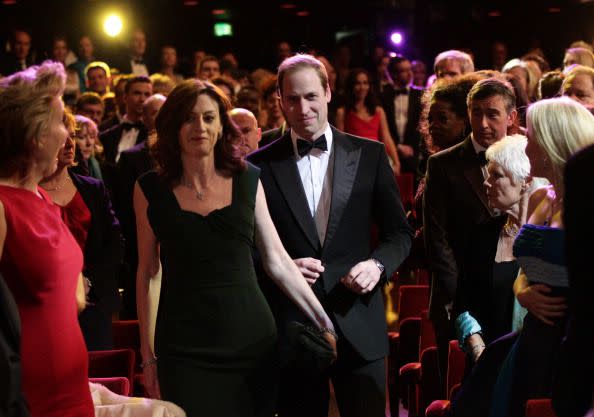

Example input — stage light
[103,14,123,37]
[390,32,403,45]
[389,52,397,58]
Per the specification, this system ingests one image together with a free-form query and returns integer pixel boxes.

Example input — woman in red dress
[0,62,94,417]
[335,68,401,174]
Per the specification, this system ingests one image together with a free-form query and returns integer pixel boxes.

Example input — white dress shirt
[291,124,334,245]
[394,86,410,143]
[116,117,141,162]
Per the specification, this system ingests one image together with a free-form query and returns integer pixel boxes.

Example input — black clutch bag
[285,321,336,373]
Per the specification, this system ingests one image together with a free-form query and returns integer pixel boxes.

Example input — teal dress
[138,164,278,417]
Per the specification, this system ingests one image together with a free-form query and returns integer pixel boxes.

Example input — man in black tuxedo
[381,54,423,173]
[553,143,594,417]
[423,78,517,390]
[114,93,164,319]
[0,29,34,77]
[113,29,152,76]
[248,54,412,417]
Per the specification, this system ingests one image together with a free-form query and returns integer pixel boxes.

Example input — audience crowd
[1,25,594,417]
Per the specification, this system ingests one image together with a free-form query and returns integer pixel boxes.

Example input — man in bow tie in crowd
[99,76,152,199]
[248,54,413,417]
[381,54,424,174]
[423,77,517,390]
[113,29,153,76]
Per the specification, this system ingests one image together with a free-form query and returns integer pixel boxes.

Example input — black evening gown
[138,164,278,417]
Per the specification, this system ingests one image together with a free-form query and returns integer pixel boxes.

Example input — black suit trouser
[277,332,386,417]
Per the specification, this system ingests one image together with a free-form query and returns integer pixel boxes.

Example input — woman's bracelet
[319,327,338,341]
[140,356,158,368]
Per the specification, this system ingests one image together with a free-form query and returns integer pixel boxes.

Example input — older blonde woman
[0,62,93,416]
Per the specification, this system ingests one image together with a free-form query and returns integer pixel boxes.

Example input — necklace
[503,217,520,238]
[41,176,71,192]
[181,179,205,200]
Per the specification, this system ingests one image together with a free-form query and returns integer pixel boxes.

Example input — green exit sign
[214,22,233,37]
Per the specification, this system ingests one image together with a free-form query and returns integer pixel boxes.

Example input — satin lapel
[269,136,321,251]
[323,130,361,252]
[461,138,492,214]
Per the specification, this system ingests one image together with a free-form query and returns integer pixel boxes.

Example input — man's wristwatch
[370,258,385,276]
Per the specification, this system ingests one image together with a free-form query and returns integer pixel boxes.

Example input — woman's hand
[142,360,161,399]
[516,283,567,325]
[466,333,485,362]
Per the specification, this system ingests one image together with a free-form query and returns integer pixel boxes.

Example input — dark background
[2,0,594,71]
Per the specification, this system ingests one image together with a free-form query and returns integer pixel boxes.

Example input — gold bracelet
[140,357,158,368]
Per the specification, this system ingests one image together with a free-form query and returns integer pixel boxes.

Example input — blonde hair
[0,61,66,177]
[74,114,103,156]
[526,96,594,176]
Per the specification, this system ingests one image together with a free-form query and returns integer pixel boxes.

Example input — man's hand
[340,259,382,294]
[293,257,324,285]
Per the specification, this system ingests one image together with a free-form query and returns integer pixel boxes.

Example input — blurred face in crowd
[378,56,390,81]
[563,73,594,108]
[79,103,104,126]
[178,94,223,158]
[52,39,68,64]
[142,96,166,132]
[428,99,467,150]
[236,89,261,118]
[230,111,262,156]
[353,72,371,101]
[412,61,427,87]
[161,46,177,69]
[265,92,283,122]
[125,81,153,119]
[198,59,220,81]
[469,95,516,148]
[390,59,413,88]
[38,97,69,176]
[131,30,146,57]
[87,68,109,95]
[57,125,76,169]
[484,161,524,211]
[317,56,336,92]
[74,123,97,162]
[79,36,94,60]
[280,67,331,140]
[277,41,292,62]
[13,31,31,61]
[436,59,463,80]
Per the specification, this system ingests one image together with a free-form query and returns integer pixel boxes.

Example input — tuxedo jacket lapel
[269,135,321,251]
[461,137,492,214]
[323,129,361,252]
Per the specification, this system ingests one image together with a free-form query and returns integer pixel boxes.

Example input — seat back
[89,376,131,396]
[112,320,141,370]
[88,349,135,393]
[525,399,557,417]
[447,340,466,397]
[398,285,430,323]
[419,310,436,353]
[396,173,415,210]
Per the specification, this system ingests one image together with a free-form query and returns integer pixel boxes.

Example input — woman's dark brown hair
[152,79,245,184]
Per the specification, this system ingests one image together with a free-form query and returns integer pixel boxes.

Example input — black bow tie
[394,87,408,96]
[477,151,488,166]
[297,135,327,157]
[122,121,144,131]
[132,58,145,65]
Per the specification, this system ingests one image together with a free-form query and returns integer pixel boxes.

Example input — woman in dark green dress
[134,79,337,417]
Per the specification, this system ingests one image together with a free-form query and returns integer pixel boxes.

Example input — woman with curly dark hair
[335,68,401,174]
[135,79,336,416]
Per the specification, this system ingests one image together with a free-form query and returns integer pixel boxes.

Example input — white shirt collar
[470,133,487,154]
[290,124,333,158]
